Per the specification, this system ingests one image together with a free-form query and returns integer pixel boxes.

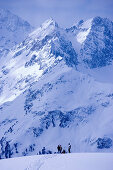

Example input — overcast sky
[0,0,113,28]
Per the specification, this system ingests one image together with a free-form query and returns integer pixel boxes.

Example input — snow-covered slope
[0,15,113,159]
[0,153,113,170]
[0,60,113,158]
[0,18,77,105]
[0,9,33,58]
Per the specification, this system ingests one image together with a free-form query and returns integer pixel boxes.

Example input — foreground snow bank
[0,153,113,170]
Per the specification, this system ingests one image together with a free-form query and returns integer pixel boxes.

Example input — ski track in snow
[0,153,113,170]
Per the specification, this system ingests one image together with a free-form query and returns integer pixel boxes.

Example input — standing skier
[57,145,60,153]
[59,145,62,153]
[42,147,46,154]
[68,143,71,153]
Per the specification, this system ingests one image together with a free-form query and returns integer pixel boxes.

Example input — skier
[42,147,46,154]
[68,143,71,153]
[62,149,66,154]
[57,145,60,153]
[59,145,62,153]
[5,142,12,158]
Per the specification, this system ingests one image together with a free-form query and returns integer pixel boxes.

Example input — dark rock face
[97,137,112,149]
[81,17,113,68]
[24,31,78,69]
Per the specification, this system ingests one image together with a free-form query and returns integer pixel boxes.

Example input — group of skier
[57,143,71,154]
[40,143,71,155]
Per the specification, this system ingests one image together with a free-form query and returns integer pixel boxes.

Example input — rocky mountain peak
[41,18,59,29]
[79,17,113,68]
[0,8,33,58]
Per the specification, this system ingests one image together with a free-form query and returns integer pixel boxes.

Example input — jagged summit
[0,8,33,58]
[76,19,84,27]
[0,8,13,18]
[79,16,113,68]
[66,16,113,68]
[29,18,59,40]
[41,18,59,28]
[0,8,9,17]
[73,16,112,29]
[0,15,78,105]
[0,8,33,31]
[92,16,112,24]
[67,16,112,35]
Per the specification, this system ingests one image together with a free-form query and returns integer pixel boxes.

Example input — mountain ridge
[0,12,113,159]
[0,8,33,58]
[66,16,113,68]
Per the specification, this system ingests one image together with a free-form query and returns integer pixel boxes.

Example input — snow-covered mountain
[0,18,78,105]
[0,13,113,159]
[0,9,33,58]
[67,16,113,68]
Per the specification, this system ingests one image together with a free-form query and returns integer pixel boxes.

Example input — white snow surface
[76,18,93,44]
[0,153,113,170]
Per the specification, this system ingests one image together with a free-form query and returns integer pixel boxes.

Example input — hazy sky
[0,0,113,28]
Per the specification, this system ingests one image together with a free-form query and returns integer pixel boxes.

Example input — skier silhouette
[68,143,71,153]
[57,144,62,153]
[59,145,62,153]
[57,145,60,153]
[42,147,46,154]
